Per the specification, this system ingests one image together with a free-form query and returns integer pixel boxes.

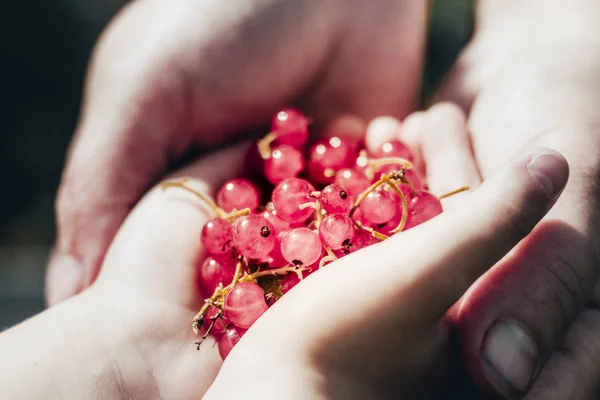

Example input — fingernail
[527,150,569,199]
[482,321,538,398]
[45,253,84,306]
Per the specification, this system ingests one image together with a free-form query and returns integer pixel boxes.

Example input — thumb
[455,193,597,398]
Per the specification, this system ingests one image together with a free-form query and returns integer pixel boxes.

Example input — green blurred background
[0,0,472,328]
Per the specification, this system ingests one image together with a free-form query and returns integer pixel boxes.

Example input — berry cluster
[162,109,466,360]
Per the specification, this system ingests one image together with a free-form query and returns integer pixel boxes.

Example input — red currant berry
[264,144,304,184]
[272,178,315,223]
[224,282,268,329]
[271,108,309,148]
[232,215,276,259]
[217,179,260,212]
[200,218,233,254]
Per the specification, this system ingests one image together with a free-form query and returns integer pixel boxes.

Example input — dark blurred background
[0,0,471,328]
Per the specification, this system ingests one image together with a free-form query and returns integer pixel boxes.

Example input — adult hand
[435,2,600,398]
[47,0,428,305]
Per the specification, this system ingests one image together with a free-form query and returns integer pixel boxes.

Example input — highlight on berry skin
[160,108,469,359]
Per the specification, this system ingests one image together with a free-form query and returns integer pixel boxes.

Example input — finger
[524,306,600,400]
[97,141,250,306]
[364,116,402,153]
[398,111,426,177]
[364,115,426,174]
[420,102,481,208]
[388,148,569,316]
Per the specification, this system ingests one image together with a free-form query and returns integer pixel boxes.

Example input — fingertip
[365,116,401,153]
[397,111,426,176]
[427,102,466,125]
[525,148,569,200]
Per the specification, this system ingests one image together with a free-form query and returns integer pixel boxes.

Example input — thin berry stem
[314,200,324,228]
[231,258,245,286]
[257,132,277,160]
[247,265,306,281]
[162,179,226,218]
[349,178,386,220]
[383,176,409,234]
[319,247,339,269]
[192,292,222,335]
[438,185,470,200]
[367,157,413,171]
[226,208,251,221]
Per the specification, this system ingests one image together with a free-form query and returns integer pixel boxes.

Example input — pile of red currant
[162,109,464,360]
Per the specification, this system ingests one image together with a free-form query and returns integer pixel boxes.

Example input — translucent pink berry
[272,108,309,148]
[201,218,233,254]
[373,211,401,236]
[359,188,398,224]
[307,136,354,184]
[346,229,379,254]
[281,228,322,266]
[335,168,370,198]
[404,191,443,230]
[264,144,305,184]
[218,326,247,360]
[272,178,315,223]
[256,244,287,269]
[232,215,276,259]
[224,282,268,329]
[319,214,355,250]
[197,255,236,296]
[319,184,353,214]
[371,139,413,161]
[217,179,260,212]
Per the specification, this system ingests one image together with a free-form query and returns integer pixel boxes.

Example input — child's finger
[364,116,401,153]
[420,102,481,208]
[397,111,426,177]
